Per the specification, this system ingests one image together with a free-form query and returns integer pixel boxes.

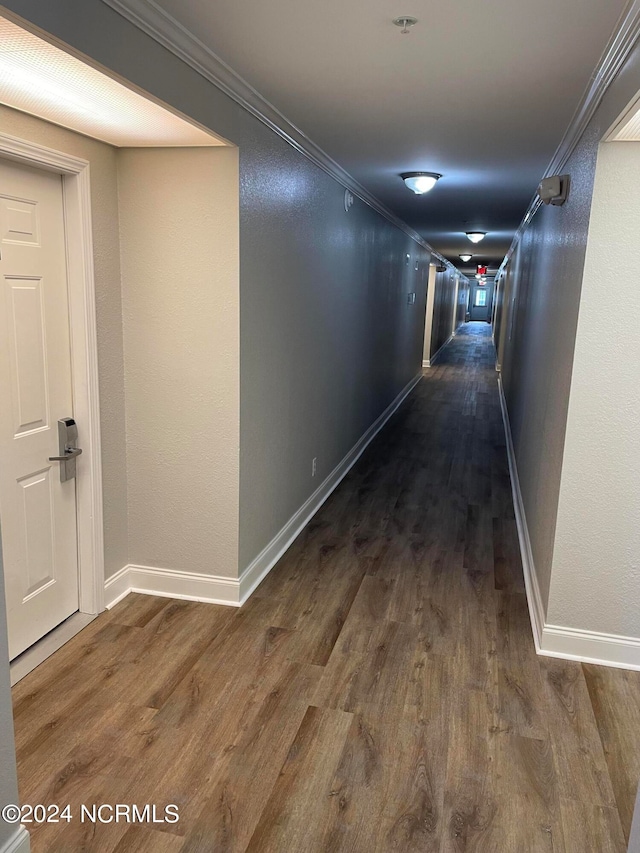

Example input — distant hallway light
[459,253,473,262]
[466,231,487,244]
[400,172,442,194]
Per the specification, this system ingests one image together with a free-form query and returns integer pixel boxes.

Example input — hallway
[12,325,639,852]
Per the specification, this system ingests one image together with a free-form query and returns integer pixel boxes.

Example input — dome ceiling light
[459,253,473,263]
[400,172,442,194]
[466,231,487,244]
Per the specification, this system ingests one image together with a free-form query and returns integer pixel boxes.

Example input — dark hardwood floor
[12,323,640,851]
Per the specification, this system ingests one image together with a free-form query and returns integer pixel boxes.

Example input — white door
[0,158,79,660]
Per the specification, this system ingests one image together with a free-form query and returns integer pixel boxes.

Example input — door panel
[0,159,79,660]
[6,277,49,434]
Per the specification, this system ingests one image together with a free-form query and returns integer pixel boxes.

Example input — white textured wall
[548,141,640,636]
[117,147,240,578]
[0,104,127,580]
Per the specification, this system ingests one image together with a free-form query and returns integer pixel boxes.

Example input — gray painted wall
[239,137,429,568]
[430,268,459,359]
[495,35,640,613]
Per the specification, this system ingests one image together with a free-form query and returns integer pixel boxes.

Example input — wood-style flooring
[12,323,640,851]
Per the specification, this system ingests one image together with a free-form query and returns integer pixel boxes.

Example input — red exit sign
[477,265,487,275]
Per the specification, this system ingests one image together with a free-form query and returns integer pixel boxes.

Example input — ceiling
[0,14,225,146]
[150,0,626,273]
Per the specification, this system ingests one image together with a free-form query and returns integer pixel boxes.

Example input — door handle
[49,447,83,462]
[50,418,82,482]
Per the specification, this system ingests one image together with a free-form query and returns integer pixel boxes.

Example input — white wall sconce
[401,172,442,194]
[466,231,487,243]
[537,174,570,206]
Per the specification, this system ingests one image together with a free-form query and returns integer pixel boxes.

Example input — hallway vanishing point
[12,324,640,852]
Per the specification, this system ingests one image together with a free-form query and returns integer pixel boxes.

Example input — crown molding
[496,0,640,279]
[99,0,460,274]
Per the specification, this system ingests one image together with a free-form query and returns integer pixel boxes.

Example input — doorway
[0,158,79,659]
[0,133,104,667]
[469,279,494,321]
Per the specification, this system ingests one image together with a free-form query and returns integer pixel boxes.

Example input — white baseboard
[105,372,422,610]
[539,624,640,671]
[1,827,30,853]
[104,564,241,609]
[497,375,640,671]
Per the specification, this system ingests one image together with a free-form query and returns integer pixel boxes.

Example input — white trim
[496,0,640,280]
[426,334,454,368]
[498,375,640,671]
[105,372,423,609]
[539,624,640,671]
[97,0,465,277]
[105,564,241,608]
[0,827,30,853]
[0,133,104,617]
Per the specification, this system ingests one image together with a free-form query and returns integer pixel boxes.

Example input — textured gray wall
[430,268,459,358]
[497,37,640,612]
[238,132,429,568]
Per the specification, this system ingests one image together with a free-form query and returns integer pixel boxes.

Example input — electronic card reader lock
[49,417,83,482]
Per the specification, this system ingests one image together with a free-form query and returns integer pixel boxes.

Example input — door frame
[0,131,104,616]
[451,275,460,336]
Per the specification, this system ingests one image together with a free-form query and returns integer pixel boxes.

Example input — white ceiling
[0,15,225,147]
[151,0,628,270]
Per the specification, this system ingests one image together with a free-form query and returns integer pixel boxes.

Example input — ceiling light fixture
[459,253,473,263]
[466,231,487,244]
[393,16,418,34]
[400,172,442,194]
[0,16,224,147]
